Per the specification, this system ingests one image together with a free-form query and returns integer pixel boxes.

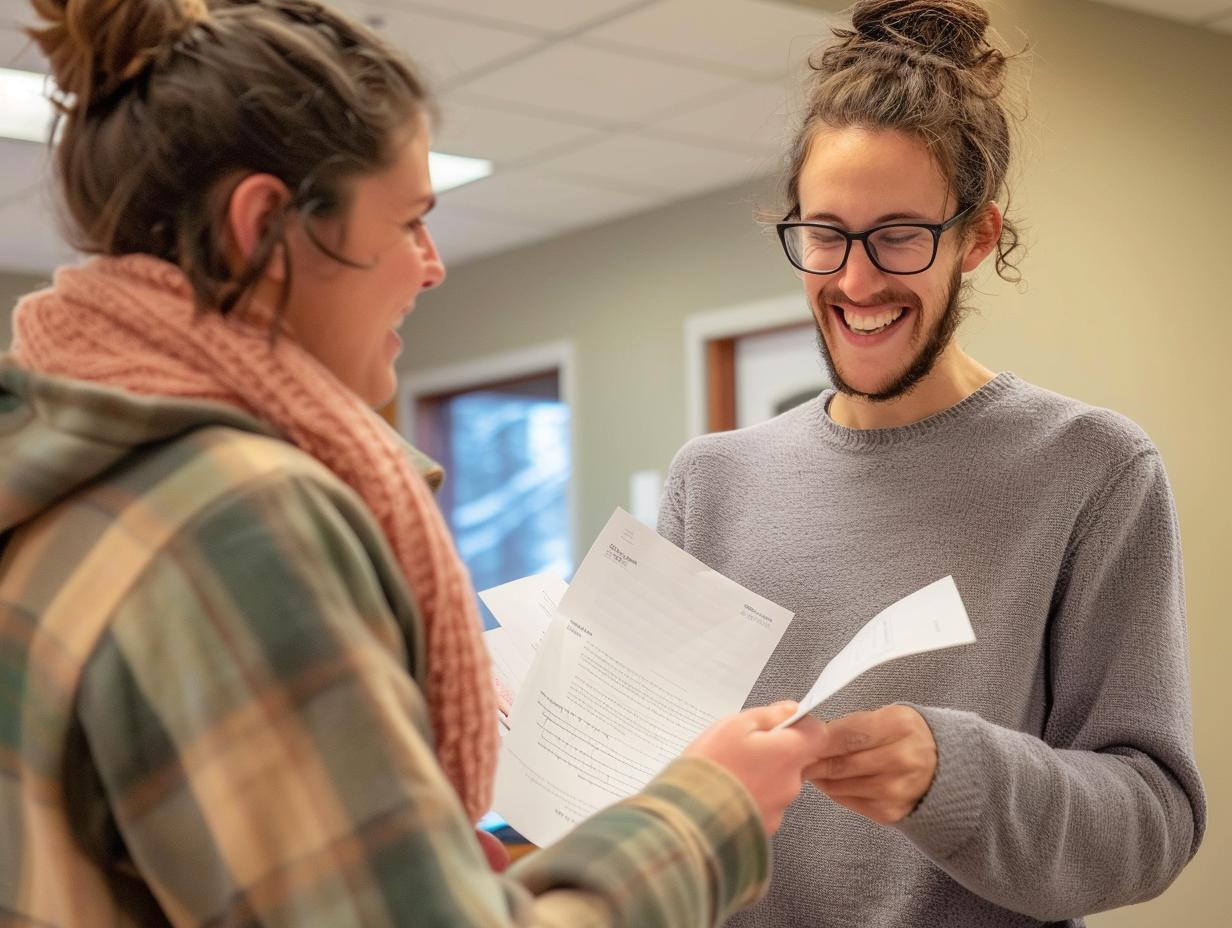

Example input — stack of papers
[481,508,974,846]
[480,573,567,725]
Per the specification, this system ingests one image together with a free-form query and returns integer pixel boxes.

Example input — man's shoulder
[1001,377,1157,466]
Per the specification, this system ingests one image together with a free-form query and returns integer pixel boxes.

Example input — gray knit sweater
[658,373,1205,928]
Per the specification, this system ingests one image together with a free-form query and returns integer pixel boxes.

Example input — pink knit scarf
[11,254,497,823]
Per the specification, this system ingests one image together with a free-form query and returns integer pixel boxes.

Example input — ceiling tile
[0,22,49,73]
[433,97,599,163]
[584,0,835,80]
[0,0,32,25]
[1092,0,1232,21]
[380,0,650,35]
[454,42,734,124]
[642,79,799,154]
[426,204,556,267]
[331,0,544,87]
[535,131,769,196]
[440,169,657,226]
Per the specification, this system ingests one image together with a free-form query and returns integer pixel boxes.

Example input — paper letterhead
[491,508,793,845]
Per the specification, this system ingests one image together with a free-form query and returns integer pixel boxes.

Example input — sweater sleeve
[74,471,769,927]
[896,448,1206,920]
[657,446,689,546]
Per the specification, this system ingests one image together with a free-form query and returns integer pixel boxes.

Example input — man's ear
[224,173,293,282]
[961,201,1004,273]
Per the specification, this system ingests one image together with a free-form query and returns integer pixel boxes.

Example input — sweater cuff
[894,705,990,861]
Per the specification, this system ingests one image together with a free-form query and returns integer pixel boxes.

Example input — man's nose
[834,239,887,302]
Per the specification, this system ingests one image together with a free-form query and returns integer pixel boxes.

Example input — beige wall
[400,0,1229,924]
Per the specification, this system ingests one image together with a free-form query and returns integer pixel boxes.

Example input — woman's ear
[224,173,292,282]
[961,201,1004,273]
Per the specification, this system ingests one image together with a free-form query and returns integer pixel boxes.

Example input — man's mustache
[818,286,923,311]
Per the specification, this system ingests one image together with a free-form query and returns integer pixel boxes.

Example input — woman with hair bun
[0,0,830,924]
[660,1,1205,926]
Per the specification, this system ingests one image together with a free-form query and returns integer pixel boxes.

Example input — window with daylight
[414,370,572,628]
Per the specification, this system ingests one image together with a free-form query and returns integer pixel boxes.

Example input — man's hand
[805,705,937,825]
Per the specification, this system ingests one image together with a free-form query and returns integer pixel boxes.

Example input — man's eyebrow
[801,210,932,225]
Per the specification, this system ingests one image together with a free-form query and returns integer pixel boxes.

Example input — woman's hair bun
[848,0,993,68]
[27,0,210,112]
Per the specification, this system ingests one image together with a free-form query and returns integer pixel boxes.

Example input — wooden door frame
[683,294,810,436]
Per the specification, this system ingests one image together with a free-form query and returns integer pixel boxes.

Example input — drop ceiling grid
[420,0,826,259]
[0,0,832,270]
[319,0,830,265]
[380,0,662,36]
[3,0,1223,273]
[580,0,835,79]
[331,0,548,87]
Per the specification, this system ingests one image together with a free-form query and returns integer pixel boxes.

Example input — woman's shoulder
[7,424,409,649]
[116,426,402,601]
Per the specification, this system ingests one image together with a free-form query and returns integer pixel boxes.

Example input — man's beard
[813,264,966,403]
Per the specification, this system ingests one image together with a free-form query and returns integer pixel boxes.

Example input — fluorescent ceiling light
[0,67,55,143]
[0,67,494,194]
[428,151,493,193]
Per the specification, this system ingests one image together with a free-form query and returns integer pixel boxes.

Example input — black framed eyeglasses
[776,203,976,276]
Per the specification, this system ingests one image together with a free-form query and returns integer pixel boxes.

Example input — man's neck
[828,346,996,430]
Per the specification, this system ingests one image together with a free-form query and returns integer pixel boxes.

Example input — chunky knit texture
[11,254,497,822]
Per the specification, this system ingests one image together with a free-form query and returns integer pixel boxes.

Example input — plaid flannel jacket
[0,362,769,927]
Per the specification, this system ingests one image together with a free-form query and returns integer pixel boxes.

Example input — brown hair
[26,0,431,313]
[783,0,1025,281]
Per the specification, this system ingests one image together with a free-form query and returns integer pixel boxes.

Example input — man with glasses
[658,2,1204,926]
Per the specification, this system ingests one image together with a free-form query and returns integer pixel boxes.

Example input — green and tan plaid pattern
[0,363,769,927]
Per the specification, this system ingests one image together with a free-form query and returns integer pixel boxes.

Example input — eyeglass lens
[783,225,936,274]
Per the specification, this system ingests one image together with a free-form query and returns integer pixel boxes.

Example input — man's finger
[805,742,905,781]
[810,710,903,758]
[812,772,896,801]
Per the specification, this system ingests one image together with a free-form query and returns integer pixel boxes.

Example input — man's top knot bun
[849,0,993,69]
[27,0,211,113]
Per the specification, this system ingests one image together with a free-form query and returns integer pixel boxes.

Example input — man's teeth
[842,306,904,334]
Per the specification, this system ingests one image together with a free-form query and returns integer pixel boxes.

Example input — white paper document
[493,508,794,846]
[480,573,568,720]
[776,575,975,728]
